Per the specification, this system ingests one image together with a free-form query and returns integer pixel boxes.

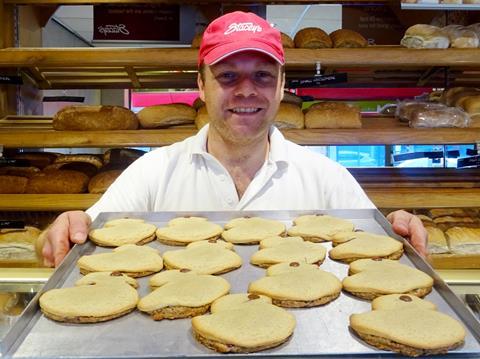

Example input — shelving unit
[1,0,480,210]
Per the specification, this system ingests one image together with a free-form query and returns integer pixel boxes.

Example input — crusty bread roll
[442,87,480,107]
[400,24,449,49]
[305,102,361,129]
[26,170,89,194]
[294,27,332,48]
[0,175,28,194]
[88,170,122,194]
[53,105,138,131]
[138,103,196,129]
[10,152,58,169]
[195,106,209,130]
[466,23,480,39]
[274,102,304,129]
[330,29,368,48]
[280,32,295,48]
[442,25,479,48]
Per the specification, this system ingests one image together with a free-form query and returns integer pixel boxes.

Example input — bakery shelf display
[1,116,480,146]
[0,47,479,89]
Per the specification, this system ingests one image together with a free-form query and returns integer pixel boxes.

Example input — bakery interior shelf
[1,116,479,146]
[0,47,479,89]
[3,167,480,210]
[3,0,391,4]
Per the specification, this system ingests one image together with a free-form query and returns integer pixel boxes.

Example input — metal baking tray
[3,209,480,358]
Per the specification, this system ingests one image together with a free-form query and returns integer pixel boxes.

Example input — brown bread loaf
[294,27,332,48]
[138,103,196,128]
[280,32,295,48]
[26,170,89,194]
[10,152,58,169]
[274,102,304,129]
[0,166,40,178]
[53,105,138,131]
[330,29,368,48]
[88,170,122,194]
[305,102,361,128]
[0,175,28,194]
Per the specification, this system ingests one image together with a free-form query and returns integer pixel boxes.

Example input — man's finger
[67,211,91,244]
[42,238,54,267]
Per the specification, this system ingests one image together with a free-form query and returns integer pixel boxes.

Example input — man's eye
[254,71,275,84]
[217,72,237,82]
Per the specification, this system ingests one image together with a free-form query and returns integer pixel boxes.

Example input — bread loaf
[0,175,28,194]
[441,87,480,106]
[466,23,480,39]
[195,106,209,130]
[103,148,145,166]
[401,24,449,49]
[409,107,470,128]
[0,226,41,265]
[396,102,447,123]
[43,162,99,178]
[138,103,196,128]
[282,91,302,107]
[305,102,361,129]
[294,27,332,48]
[280,32,295,48]
[53,105,138,131]
[274,102,304,129]
[442,25,479,48]
[330,29,368,48]
[461,95,480,115]
[88,170,122,194]
[26,170,89,194]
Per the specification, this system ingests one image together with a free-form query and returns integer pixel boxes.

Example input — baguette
[138,103,196,129]
[53,105,138,131]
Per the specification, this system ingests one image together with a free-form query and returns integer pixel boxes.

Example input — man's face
[198,51,285,145]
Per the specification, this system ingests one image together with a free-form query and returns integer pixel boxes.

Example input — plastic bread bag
[409,107,471,128]
[395,100,447,123]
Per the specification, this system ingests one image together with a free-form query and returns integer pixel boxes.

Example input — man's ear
[197,72,206,102]
[280,72,286,101]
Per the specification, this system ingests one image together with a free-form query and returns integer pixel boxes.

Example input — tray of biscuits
[3,209,480,358]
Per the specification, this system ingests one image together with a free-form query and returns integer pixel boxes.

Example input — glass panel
[306,145,386,167]
[392,144,475,168]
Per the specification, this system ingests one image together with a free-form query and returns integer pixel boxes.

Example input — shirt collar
[190,124,289,167]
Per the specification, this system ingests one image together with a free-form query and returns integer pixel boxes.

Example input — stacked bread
[294,27,368,48]
[0,148,145,194]
[401,23,480,49]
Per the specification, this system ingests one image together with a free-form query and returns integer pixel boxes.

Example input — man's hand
[387,210,428,257]
[41,211,91,267]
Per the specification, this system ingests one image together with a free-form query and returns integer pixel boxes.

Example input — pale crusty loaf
[400,24,449,49]
[53,105,138,131]
[305,102,361,129]
[441,25,479,48]
[88,170,122,194]
[138,103,196,128]
[274,102,304,129]
[330,29,368,48]
[426,226,449,254]
[445,227,480,254]
[26,170,89,194]
[0,226,41,264]
[294,27,332,48]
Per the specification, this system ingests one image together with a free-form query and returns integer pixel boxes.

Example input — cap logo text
[224,22,262,35]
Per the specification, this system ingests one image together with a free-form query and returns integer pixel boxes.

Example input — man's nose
[234,76,257,98]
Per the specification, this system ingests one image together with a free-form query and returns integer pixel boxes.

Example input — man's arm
[39,211,91,267]
[387,210,428,257]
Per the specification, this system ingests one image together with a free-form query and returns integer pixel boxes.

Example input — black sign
[287,73,348,88]
[0,220,25,229]
[457,155,480,169]
[42,96,85,102]
[0,75,23,85]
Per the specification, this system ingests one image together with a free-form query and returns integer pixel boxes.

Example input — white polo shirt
[87,125,374,220]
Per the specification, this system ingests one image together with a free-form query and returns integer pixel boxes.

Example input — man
[41,11,427,267]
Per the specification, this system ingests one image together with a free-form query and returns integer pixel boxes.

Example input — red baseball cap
[198,11,285,67]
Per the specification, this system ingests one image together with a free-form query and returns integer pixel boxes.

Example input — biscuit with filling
[222,217,286,244]
[287,214,354,242]
[156,217,223,246]
[89,218,156,247]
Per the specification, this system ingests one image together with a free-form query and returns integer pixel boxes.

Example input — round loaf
[88,170,122,194]
[274,102,304,129]
[294,27,332,48]
[26,170,89,194]
[330,29,368,48]
[53,105,138,131]
[138,103,196,128]
[280,32,295,48]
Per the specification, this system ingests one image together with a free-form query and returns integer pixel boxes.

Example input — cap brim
[203,41,284,66]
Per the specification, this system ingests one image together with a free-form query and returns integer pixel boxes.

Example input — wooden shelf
[2,187,479,211]
[1,117,479,147]
[4,0,391,4]
[0,47,479,89]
